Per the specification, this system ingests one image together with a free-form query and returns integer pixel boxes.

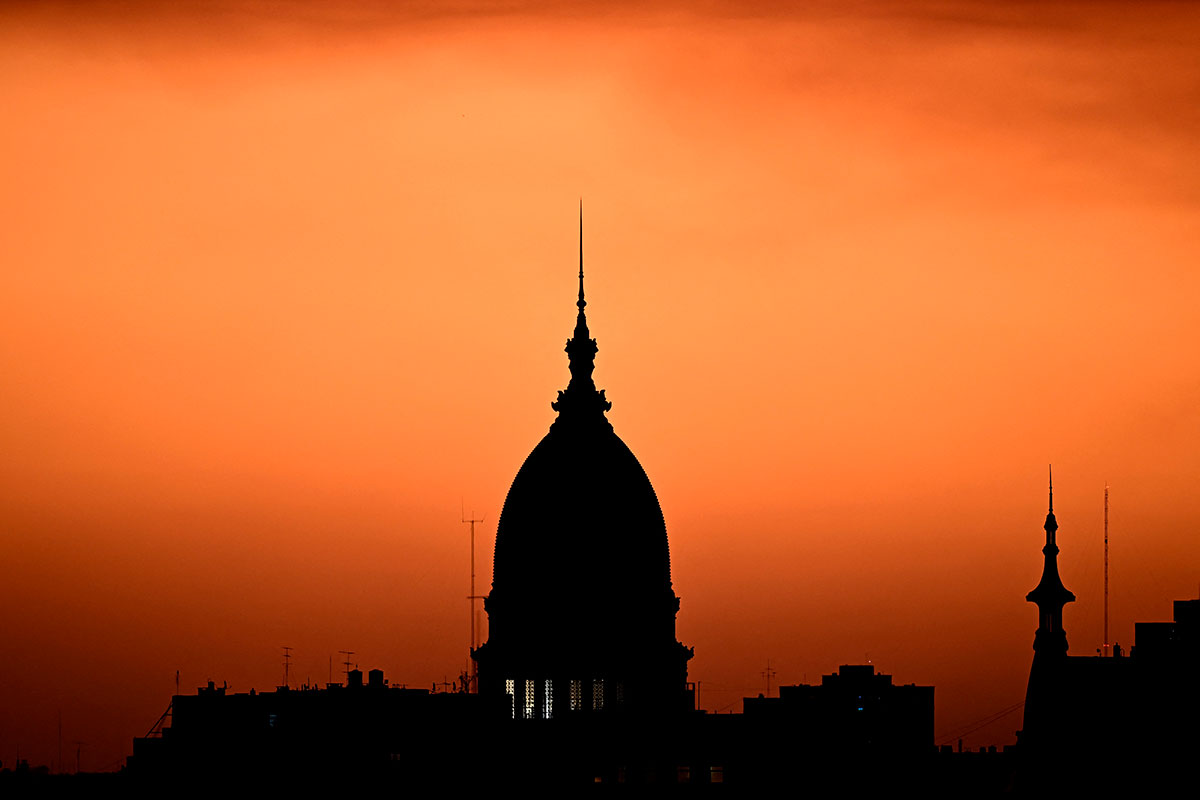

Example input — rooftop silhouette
[56,226,1197,791]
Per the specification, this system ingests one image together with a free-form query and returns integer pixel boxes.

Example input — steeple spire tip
[1048,464,1054,514]
[578,199,585,311]
[551,201,611,423]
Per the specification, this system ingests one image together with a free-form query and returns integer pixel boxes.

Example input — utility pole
[462,505,486,692]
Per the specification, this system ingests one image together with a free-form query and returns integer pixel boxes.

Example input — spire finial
[1048,464,1054,514]
[1028,463,1075,657]
[578,198,585,311]
[550,201,611,425]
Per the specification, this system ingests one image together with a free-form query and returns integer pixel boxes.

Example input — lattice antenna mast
[282,646,292,688]
[462,503,486,693]
[1103,483,1110,657]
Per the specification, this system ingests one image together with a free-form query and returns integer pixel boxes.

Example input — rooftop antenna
[761,659,777,697]
[462,503,486,693]
[1103,483,1111,657]
[338,650,355,682]
[73,741,84,774]
[282,646,292,687]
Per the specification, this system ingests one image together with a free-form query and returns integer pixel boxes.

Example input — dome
[472,229,692,715]
[490,422,674,627]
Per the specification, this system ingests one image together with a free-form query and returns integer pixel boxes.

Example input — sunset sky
[2,0,1199,771]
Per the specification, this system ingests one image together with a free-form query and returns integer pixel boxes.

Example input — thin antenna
[761,659,777,697]
[462,503,486,693]
[1103,483,1110,657]
[282,646,292,688]
[338,650,355,682]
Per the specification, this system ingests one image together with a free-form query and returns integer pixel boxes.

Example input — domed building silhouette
[472,218,694,719]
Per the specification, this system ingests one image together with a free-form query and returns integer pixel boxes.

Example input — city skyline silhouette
[2,1,1199,776]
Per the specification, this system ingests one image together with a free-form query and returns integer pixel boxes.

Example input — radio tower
[1103,483,1110,657]
[462,505,486,692]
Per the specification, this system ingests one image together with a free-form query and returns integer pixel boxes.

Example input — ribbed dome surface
[492,423,672,607]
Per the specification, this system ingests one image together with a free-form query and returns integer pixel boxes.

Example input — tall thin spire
[578,199,585,311]
[551,203,611,425]
[1048,464,1054,514]
[1045,464,1057,546]
[1028,466,1074,655]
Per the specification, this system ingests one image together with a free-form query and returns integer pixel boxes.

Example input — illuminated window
[505,679,515,719]
[570,680,583,711]
[592,679,605,711]
[677,766,691,783]
[524,679,535,720]
[710,766,724,784]
[542,679,554,719]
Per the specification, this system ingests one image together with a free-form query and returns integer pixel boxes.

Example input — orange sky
[2,0,1199,771]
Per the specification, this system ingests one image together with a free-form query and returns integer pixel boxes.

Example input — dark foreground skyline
[6,260,1196,792]
[3,0,1200,772]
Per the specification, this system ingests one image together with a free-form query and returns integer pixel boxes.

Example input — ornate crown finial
[550,202,611,425]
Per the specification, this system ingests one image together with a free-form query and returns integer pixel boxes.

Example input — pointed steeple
[573,200,589,340]
[551,203,611,426]
[1045,464,1057,545]
[1027,465,1075,655]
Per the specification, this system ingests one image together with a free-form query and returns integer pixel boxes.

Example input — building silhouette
[744,665,933,755]
[739,665,935,789]
[114,228,1198,791]
[1017,473,1199,791]
[472,215,694,719]
[122,230,938,788]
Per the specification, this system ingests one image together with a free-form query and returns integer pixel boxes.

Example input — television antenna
[1103,483,1111,657]
[338,650,355,681]
[761,659,777,697]
[462,503,486,692]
